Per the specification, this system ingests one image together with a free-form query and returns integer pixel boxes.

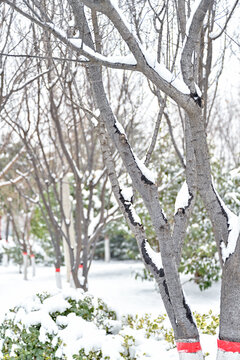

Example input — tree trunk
[217,350,240,360]
[22,252,28,281]
[104,236,110,263]
[55,267,62,289]
[217,343,240,360]
[63,236,71,282]
[216,235,240,359]
[179,353,203,360]
[176,341,203,359]
[62,174,76,282]
[70,268,81,288]
[31,254,36,277]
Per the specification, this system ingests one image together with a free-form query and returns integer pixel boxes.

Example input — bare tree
[1,0,240,358]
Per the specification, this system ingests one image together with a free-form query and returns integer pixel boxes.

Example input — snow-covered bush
[0,290,219,359]
[0,290,117,360]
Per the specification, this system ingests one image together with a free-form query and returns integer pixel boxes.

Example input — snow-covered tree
[1,0,240,358]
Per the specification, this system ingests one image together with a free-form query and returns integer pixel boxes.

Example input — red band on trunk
[177,342,202,353]
[79,264,83,268]
[55,268,60,272]
[22,252,27,255]
[30,254,35,258]
[218,339,240,353]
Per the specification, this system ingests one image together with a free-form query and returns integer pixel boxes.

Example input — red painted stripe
[79,264,83,268]
[55,268,60,272]
[218,339,240,352]
[30,254,35,258]
[177,342,202,353]
[22,252,27,255]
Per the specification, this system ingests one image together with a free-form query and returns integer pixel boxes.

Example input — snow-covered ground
[0,260,221,358]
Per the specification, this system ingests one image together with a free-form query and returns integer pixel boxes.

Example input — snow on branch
[80,0,192,98]
[174,181,193,215]
[185,0,202,37]
[46,23,137,68]
[142,51,190,95]
[119,186,141,226]
[212,184,240,263]
[0,147,24,179]
[108,0,190,95]
[0,170,31,188]
[141,239,164,277]
[180,0,210,104]
[114,120,156,185]
[135,156,156,185]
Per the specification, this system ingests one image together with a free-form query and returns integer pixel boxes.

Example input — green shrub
[0,290,117,360]
[0,291,219,359]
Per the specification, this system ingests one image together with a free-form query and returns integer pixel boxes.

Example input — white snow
[68,19,75,27]
[135,156,156,184]
[175,181,192,214]
[213,184,240,263]
[143,240,163,270]
[115,120,126,135]
[186,0,202,36]
[129,206,142,224]
[120,187,142,225]
[90,116,98,127]
[143,51,190,94]
[114,120,155,185]
[120,187,133,203]
[0,261,221,359]
[46,23,137,66]
[47,20,191,97]
[220,212,240,263]
[195,83,202,97]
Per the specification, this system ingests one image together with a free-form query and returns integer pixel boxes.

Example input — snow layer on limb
[141,239,164,276]
[212,183,240,263]
[175,181,193,215]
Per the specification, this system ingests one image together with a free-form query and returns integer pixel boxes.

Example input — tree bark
[55,267,62,289]
[31,254,36,277]
[62,174,76,282]
[104,236,110,263]
[218,234,240,344]
[217,348,240,360]
[23,251,28,281]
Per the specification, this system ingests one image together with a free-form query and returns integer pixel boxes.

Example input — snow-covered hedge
[0,290,219,359]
